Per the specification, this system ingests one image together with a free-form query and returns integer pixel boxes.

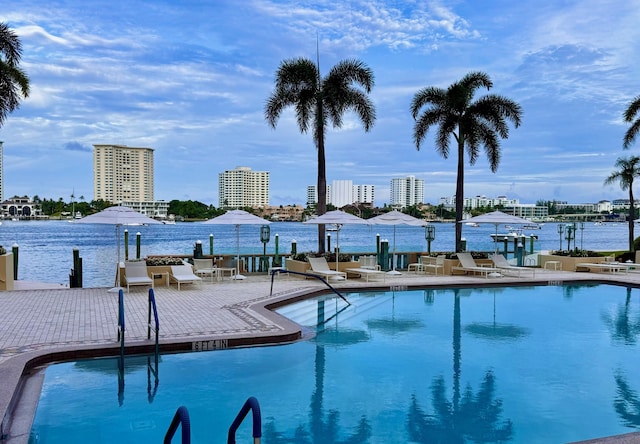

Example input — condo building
[218,166,270,208]
[93,144,154,203]
[390,176,424,208]
[307,180,375,208]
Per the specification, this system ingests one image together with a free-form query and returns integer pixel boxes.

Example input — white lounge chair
[490,254,536,277]
[170,265,202,290]
[192,258,216,282]
[124,261,153,293]
[421,255,446,275]
[307,257,347,281]
[345,255,384,282]
[452,253,502,278]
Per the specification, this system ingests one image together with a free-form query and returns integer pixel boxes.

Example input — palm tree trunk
[316,103,327,254]
[455,133,465,252]
[629,188,635,251]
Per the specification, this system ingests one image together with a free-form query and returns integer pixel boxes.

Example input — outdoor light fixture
[557,224,565,250]
[260,225,271,272]
[425,224,436,254]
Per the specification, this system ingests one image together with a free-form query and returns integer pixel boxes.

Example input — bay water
[2,220,630,288]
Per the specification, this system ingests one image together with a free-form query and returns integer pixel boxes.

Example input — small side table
[151,271,169,287]
[544,261,562,271]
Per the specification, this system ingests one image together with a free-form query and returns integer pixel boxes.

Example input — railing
[269,269,350,306]
[164,406,191,444]
[147,289,160,403]
[227,396,262,444]
[117,289,125,354]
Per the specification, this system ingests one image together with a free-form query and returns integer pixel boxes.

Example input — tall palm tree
[0,23,30,128]
[410,72,522,252]
[623,96,640,149]
[604,156,640,251]
[265,58,376,253]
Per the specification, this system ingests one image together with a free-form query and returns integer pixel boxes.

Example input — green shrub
[145,257,185,266]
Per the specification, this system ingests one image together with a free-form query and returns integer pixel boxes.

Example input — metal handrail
[147,289,160,351]
[164,406,191,444]
[117,289,125,355]
[227,396,261,444]
[269,269,350,306]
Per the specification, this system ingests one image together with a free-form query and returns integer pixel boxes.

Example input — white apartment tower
[218,166,270,208]
[93,144,154,203]
[390,176,424,208]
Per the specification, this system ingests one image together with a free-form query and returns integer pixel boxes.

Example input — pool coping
[3,272,640,443]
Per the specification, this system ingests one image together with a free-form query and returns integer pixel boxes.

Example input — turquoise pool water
[29,284,640,443]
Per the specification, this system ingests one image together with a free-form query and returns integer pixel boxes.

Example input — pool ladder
[163,397,262,444]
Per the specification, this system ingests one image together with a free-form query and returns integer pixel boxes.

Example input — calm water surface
[1,220,631,287]
[29,284,640,443]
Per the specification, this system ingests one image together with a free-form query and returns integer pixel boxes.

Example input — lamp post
[260,225,270,272]
[565,223,575,251]
[579,222,585,250]
[425,224,436,254]
[557,224,565,251]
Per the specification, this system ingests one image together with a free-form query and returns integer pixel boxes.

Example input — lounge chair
[192,258,216,282]
[169,265,203,290]
[452,252,502,278]
[345,255,385,282]
[124,261,153,292]
[490,254,536,277]
[307,257,347,281]
[421,255,445,275]
[574,262,632,274]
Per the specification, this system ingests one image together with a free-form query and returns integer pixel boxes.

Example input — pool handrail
[163,405,191,444]
[117,289,125,355]
[269,269,350,306]
[148,288,160,351]
[227,396,261,444]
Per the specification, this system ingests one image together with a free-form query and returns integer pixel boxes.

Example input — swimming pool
[29,283,640,443]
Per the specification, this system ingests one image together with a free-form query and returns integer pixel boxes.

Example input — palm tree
[623,96,640,149]
[0,23,30,128]
[604,156,640,251]
[265,58,376,253]
[410,72,522,252]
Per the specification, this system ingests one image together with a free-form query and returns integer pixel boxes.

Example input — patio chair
[345,255,384,282]
[123,261,153,293]
[192,258,216,282]
[490,254,536,277]
[421,255,446,276]
[452,252,502,278]
[307,257,347,281]
[169,264,203,290]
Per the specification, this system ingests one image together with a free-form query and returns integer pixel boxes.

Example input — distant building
[307,180,375,208]
[1,196,42,219]
[390,176,424,208]
[218,166,270,208]
[93,144,154,203]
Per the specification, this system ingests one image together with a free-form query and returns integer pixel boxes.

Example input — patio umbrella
[460,210,532,254]
[75,206,161,291]
[202,210,271,280]
[369,210,427,275]
[303,210,370,271]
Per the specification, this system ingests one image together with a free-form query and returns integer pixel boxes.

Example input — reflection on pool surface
[29,284,640,443]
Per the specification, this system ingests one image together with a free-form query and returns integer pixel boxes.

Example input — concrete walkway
[3,269,640,443]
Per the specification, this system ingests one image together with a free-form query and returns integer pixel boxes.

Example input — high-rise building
[390,176,424,208]
[307,181,375,207]
[218,166,269,208]
[93,144,154,203]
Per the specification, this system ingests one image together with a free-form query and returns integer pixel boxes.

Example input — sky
[2,0,640,208]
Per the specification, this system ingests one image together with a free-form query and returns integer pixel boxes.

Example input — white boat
[490,232,539,240]
[74,211,82,219]
[465,222,480,227]
[162,219,176,225]
[522,223,543,230]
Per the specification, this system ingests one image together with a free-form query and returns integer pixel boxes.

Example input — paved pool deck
[3,269,640,443]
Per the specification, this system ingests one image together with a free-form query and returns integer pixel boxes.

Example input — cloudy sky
[2,0,640,207]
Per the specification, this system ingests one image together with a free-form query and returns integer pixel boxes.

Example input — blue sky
[2,0,640,207]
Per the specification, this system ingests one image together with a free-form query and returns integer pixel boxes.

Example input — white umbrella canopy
[202,210,271,279]
[369,210,427,274]
[303,210,370,270]
[75,206,162,291]
[461,210,533,253]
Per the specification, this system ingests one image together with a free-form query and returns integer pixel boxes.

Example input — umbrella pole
[109,224,123,292]
[234,224,245,280]
[387,225,401,275]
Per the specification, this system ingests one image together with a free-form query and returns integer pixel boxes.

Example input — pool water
[29,284,640,443]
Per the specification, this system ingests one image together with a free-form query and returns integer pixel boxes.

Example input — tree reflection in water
[614,370,640,428]
[408,291,513,443]
[264,299,372,443]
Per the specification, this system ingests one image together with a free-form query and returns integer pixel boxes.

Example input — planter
[0,253,14,291]
[539,254,608,272]
[285,259,311,275]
